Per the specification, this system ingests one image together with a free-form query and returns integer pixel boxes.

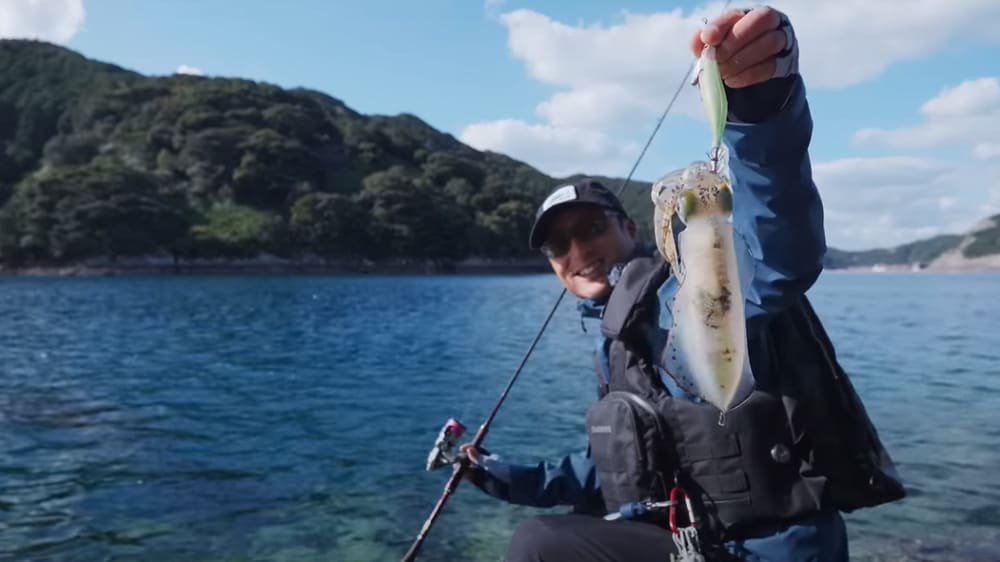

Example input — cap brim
[528,201,603,249]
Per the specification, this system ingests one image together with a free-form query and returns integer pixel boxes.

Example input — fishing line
[610,0,735,199]
[401,3,733,560]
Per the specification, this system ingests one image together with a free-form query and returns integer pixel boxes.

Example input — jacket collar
[575,245,655,322]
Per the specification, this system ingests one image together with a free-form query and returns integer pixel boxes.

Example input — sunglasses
[541,211,619,259]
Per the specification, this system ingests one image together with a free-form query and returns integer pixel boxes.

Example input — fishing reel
[425,418,467,471]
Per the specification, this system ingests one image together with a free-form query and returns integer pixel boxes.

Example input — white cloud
[536,83,660,129]
[834,78,1000,248]
[920,77,1000,119]
[462,1,1000,178]
[461,119,639,177]
[0,0,85,44]
[853,77,1000,156]
[974,143,1000,160]
[460,6,709,175]
[495,7,708,130]
[175,64,204,76]
[781,0,1000,90]
[813,156,1000,250]
[498,0,1000,95]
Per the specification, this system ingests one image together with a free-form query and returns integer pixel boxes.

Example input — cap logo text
[542,185,577,212]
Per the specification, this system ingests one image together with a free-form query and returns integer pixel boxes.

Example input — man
[461,6,904,562]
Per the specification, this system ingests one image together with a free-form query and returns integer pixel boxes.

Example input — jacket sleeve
[724,74,827,326]
[467,449,605,514]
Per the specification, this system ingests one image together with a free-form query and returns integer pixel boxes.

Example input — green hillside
[1,39,996,272]
[822,216,1000,269]
[0,40,576,267]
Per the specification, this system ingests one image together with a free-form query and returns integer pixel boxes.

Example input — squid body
[650,45,753,413]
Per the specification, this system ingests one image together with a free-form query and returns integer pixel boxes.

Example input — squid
[650,45,752,414]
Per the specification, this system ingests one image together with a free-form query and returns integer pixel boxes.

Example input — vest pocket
[586,391,672,511]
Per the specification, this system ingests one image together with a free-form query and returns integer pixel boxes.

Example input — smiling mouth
[575,259,604,278]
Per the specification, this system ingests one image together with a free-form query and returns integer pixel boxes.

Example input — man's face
[541,205,637,301]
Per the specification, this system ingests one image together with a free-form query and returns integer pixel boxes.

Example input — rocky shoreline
[0,255,553,277]
[2,254,999,277]
[832,255,1000,274]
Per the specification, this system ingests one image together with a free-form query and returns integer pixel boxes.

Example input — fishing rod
[400,288,567,562]
[400,5,732,561]
[398,66,688,560]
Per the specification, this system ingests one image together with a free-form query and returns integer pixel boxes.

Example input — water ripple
[0,273,997,561]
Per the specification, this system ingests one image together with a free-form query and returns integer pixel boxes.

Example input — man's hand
[459,443,481,465]
[689,6,797,89]
[459,443,482,482]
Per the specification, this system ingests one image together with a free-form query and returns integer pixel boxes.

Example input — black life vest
[584,256,905,540]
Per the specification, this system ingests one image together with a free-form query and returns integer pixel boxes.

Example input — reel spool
[425,418,466,471]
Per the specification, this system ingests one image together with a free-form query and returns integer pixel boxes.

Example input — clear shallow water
[0,272,998,561]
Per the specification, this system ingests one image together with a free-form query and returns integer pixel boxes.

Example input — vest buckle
[668,486,706,562]
[667,486,696,533]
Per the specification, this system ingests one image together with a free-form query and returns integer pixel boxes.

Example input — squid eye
[718,183,733,213]
[678,191,698,223]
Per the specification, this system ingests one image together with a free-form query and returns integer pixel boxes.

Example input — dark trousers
[505,514,696,562]
[504,511,848,562]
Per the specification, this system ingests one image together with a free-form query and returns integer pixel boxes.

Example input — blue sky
[2,0,1000,250]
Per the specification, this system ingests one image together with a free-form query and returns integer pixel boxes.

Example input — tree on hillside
[359,166,472,260]
[289,192,369,257]
[0,161,189,263]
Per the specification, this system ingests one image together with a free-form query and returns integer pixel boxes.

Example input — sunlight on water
[0,272,998,561]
